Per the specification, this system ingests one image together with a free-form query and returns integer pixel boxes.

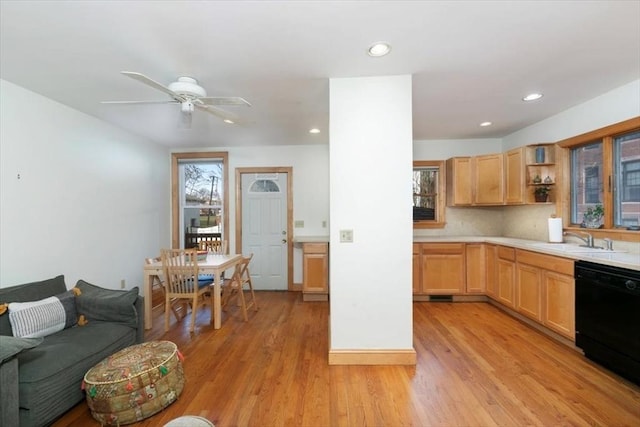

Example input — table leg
[213,272,221,329]
[143,272,153,330]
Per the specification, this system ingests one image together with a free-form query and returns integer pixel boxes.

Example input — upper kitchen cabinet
[473,153,504,205]
[505,147,525,205]
[446,157,473,206]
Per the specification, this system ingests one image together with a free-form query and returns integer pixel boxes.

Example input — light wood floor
[54,292,640,427]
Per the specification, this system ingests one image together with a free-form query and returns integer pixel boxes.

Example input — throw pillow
[0,335,43,363]
[7,289,78,338]
[75,280,139,328]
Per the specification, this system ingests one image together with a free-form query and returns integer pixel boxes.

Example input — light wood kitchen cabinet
[465,244,486,293]
[544,271,575,339]
[413,243,421,294]
[302,243,328,301]
[446,157,473,206]
[420,243,465,294]
[505,147,525,205]
[515,249,575,340]
[516,262,543,321]
[485,244,497,299]
[473,153,504,205]
[496,246,516,308]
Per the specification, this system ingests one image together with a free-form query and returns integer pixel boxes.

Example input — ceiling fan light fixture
[367,42,391,57]
[181,101,195,113]
[522,93,543,102]
[168,77,207,98]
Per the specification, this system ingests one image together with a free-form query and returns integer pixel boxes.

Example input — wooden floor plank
[52,293,640,427]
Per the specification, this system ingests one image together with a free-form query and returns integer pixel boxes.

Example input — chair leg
[164,294,171,332]
[246,277,258,311]
[237,286,248,321]
[189,296,198,333]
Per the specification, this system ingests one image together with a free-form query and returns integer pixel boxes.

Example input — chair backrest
[199,239,228,254]
[237,253,253,286]
[160,248,200,296]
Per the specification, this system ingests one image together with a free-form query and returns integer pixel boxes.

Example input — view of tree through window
[413,167,438,221]
[183,162,223,228]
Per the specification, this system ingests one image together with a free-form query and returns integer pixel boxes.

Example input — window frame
[171,152,229,249]
[557,116,640,242]
[413,160,446,229]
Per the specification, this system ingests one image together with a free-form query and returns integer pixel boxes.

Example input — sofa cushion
[75,280,139,329]
[8,290,78,338]
[0,336,43,363]
[17,322,137,423]
[0,276,67,336]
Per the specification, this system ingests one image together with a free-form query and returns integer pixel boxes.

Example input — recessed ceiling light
[522,93,543,102]
[480,121,493,127]
[309,128,320,134]
[223,119,234,124]
[367,42,391,57]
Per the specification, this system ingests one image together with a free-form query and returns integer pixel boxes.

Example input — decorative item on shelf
[581,204,604,229]
[534,185,551,202]
[532,174,542,184]
[535,147,545,163]
[544,176,553,184]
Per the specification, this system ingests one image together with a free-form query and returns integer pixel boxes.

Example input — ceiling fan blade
[101,100,179,105]
[198,97,251,107]
[196,104,239,123]
[120,71,186,102]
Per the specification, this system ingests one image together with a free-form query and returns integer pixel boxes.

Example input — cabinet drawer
[497,246,515,261]
[422,243,465,254]
[302,243,328,254]
[516,249,574,277]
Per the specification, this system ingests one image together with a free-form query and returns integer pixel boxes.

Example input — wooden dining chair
[145,256,184,322]
[198,239,228,254]
[221,253,258,321]
[160,248,214,333]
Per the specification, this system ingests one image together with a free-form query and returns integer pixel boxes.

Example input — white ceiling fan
[101,71,250,126]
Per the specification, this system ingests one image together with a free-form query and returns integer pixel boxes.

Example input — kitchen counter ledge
[414,236,639,271]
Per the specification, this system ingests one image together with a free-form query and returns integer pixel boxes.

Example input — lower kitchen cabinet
[302,242,329,301]
[413,243,421,293]
[485,244,497,298]
[543,271,575,339]
[516,263,542,321]
[466,243,486,293]
[496,246,516,308]
[419,243,465,294]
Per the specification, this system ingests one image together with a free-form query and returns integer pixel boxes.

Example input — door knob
[282,239,287,244]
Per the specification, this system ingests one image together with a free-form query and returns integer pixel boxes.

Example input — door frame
[235,166,295,291]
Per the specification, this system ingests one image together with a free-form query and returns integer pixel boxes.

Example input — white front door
[241,173,288,290]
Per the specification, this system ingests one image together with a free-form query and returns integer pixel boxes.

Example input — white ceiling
[1,1,639,148]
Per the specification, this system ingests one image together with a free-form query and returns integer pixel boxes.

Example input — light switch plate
[340,229,353,242]
[294,220,304,228]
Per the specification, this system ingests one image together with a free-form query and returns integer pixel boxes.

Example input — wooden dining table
[142,253,243,330]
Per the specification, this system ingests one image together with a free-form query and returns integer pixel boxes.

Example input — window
[171,152,229,249]
[559,117,640,231]
[413,160,445,228]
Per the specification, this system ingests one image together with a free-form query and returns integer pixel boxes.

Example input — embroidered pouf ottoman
[84,340,185,426]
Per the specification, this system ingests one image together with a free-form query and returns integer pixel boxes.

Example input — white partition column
[329,75,415,365]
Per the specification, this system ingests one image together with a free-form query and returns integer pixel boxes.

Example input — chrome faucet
[563,231,595,248]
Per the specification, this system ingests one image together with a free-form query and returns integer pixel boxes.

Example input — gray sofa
[0,275,144,427]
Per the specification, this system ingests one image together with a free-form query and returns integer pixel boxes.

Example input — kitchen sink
[528,242,627,253]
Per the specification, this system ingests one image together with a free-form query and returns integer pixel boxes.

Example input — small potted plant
[582,204,604,228]
[534,185,550,202]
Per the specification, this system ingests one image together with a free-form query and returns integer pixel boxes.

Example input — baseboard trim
[328,349,417,365]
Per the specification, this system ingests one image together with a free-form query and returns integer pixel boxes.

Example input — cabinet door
[474,154,504,205]
[485,244,497,299]
[446,157,472,206]
[421,244,465,294]
[465,244,486,293]
[544,271,575,340]
[302,243,328,294]
[516,263,542,321]
[497,258,516,308]
[413,243,421,294]
[505,147,525,205]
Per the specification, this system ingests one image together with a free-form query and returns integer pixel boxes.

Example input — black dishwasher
[575,260,640,384]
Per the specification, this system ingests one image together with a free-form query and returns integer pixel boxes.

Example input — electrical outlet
[340,229,353,243]
[322,220,327,228]
[120,279,126,289]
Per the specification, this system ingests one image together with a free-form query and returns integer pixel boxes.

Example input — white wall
[329,75,413,351]
[0,79,170,289]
